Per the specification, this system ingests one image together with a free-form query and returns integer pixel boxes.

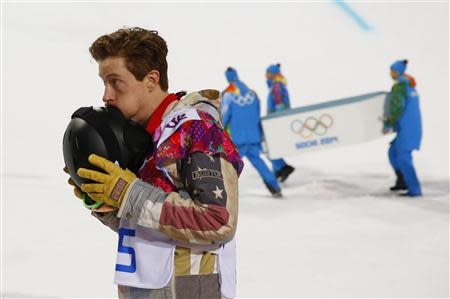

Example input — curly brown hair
[89,27,169,91]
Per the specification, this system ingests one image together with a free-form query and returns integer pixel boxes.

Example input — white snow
[2,2,448,298]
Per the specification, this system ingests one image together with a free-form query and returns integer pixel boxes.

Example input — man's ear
[144,70,160,91]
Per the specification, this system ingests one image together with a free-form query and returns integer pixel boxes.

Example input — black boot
[276,165,295,183]
[263,181,283,198]
[390,171,407,191]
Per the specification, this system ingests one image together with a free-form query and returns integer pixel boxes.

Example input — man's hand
[63,166,84,200]
[68,177,84,200]
[78,154,137,208]
[64,166,106,210]
[383,127,393,135]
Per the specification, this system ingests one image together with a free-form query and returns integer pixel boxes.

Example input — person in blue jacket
[384,59,422,197]
[266,63,295,182]
[222,67,282,198]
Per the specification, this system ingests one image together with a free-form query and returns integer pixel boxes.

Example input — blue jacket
[267,74,291,114]
[390,75,422,151]
[222,79,263,146]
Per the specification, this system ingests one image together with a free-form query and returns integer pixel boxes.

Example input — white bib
[114,218,175,289]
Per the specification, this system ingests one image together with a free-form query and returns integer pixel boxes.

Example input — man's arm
[385,82,407,127]
[267,83,282,114]
[123,117,240,245]
[78,115,241,245]
[119,151,238,245]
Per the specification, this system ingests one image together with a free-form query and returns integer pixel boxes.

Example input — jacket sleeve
[267,86,276,114]
[385,82,406,127]
[268,82,284,113]
[118,119,240,245]
[161,152,238,244]
[91,210,120,233]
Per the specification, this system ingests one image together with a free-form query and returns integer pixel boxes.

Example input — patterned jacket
[92,91,243,297]
[267,74,291,114]
[94,90,243,244]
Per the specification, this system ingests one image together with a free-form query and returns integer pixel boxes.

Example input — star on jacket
[212,185,224,199]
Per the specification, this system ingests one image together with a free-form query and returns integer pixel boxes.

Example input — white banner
[261,91,389,159]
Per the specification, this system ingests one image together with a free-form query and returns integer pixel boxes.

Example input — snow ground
[2,2,449,298]
[2,140,449,298]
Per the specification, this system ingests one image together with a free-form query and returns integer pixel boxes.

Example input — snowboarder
[65,27,243,299]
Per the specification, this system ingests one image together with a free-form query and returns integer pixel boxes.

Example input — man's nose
[102,87,115,104]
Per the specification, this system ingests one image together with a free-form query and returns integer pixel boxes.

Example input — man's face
[390,70,400,80]
[266,72,275,81]
[99,57,149,123]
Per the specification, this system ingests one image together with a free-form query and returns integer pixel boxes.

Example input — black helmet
[63,106,153,188]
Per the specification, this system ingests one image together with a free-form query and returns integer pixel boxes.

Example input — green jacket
[385,81,407,128]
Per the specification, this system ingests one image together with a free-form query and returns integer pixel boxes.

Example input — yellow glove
[65,166,105,210]
[77,154,137,208]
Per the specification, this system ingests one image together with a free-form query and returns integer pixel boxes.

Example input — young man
[384,59,422,197]
[67,27,243,299]
[221,67,282,198]
[265,63,295,182]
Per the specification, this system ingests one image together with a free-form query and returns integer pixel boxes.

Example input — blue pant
[237,143,280,191]
[271,158,287,173]
[388,141,422,195]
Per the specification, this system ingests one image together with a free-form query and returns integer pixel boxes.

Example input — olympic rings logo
[233,91,256,106]
[290,114,334,138]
